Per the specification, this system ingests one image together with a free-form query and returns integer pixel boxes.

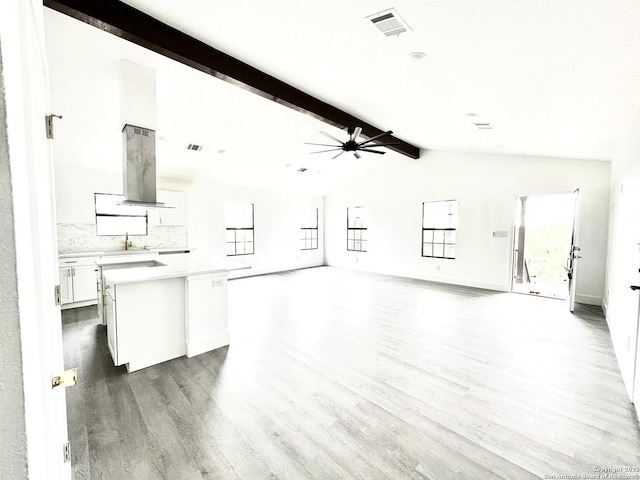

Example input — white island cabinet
[185,272,228,357]
[103,256,248,372]
[95,253,164,325]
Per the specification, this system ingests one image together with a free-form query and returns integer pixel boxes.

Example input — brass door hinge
[51,368,77,389]
[54,284,61,306]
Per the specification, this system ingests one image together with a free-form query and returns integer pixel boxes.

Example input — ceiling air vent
[186,143,204,151]
[298,167,308,173]
[366,8,412,37]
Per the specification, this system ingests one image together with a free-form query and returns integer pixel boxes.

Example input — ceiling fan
[305,127,399,159]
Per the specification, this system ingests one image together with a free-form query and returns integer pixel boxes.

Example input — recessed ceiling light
[465,112,479,117]
[217,149,227,154]
[408,51,428,61]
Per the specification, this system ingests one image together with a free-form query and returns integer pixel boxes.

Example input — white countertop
[103,255,250,284]
[59,248,190,259]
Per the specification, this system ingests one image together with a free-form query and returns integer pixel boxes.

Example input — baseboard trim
[575,294,602,306]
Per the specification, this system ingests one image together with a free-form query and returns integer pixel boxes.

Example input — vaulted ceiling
[44,1,640,195]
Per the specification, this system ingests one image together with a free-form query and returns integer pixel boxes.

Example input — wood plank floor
[62,266,640,479]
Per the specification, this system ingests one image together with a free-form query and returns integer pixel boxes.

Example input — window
[347,206,367,252]
[301,207,318,250]
[422,200,458,259]
[225,202,254,256]
[94,193,147,236]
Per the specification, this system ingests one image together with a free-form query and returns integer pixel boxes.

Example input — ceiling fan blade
[304,142,342,147]
[361,142,401,148]
[320,131,345,144]
[331,150,346,160]
[351,127,362,142]
[360,149,386,155]
[354,151,361,159]
[310,148,343,154]
[359,130,394,146]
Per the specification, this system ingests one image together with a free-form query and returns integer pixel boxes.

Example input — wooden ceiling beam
[44,0,421,159]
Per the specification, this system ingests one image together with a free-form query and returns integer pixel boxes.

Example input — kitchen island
[102,255,249,372]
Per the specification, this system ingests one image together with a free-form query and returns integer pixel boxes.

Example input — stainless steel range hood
[120,124,173,208]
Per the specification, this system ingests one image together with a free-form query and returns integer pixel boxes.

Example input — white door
[618,181,640,408]
[1,1,70,478]
[567,189,581,312]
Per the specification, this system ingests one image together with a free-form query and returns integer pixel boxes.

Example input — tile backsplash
[57,223,188,253]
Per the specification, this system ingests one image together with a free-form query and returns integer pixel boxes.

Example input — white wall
[188,173,324,278]
[0,32,29,480]
[604,106,640,404]
[55,163,121,224]
[326,150,610,304]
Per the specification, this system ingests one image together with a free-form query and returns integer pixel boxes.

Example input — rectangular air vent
[298,167,308,173]
[132,127,150,137]
[366,8,411,37]
[186,144,204,151]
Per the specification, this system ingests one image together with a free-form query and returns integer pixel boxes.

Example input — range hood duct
[120,124,173,208]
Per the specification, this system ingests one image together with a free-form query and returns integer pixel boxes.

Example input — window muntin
[347,206,367,252]
[95,193,147,236]
[225,202,255,256]
[422,200,457,259]
[301,207,318,250]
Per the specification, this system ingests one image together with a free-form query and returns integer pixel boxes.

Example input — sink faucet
[124,232,132,250]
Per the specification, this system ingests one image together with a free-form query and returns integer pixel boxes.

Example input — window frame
[347,206,368,252]
[422,200,458,260]
[94,193,148,237]
[225,202,255,256]
[301,207,319,251]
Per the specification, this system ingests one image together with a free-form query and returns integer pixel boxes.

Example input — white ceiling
[44,1,640,195]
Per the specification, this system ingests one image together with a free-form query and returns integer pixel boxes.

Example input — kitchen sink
[132,260,166,268]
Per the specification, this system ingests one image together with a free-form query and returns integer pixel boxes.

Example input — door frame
[0,0,70,478]
[567,189,581,312]
[510,191,579,302]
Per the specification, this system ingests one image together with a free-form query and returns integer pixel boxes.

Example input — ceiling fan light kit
[305,127,400,159]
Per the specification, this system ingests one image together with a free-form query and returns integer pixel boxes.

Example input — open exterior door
[567,189,581,312]
[1,1,71,478]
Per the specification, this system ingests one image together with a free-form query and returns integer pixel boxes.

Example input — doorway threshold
[512,282,566,300]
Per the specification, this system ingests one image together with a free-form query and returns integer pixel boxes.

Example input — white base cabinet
[59,257,99,308]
